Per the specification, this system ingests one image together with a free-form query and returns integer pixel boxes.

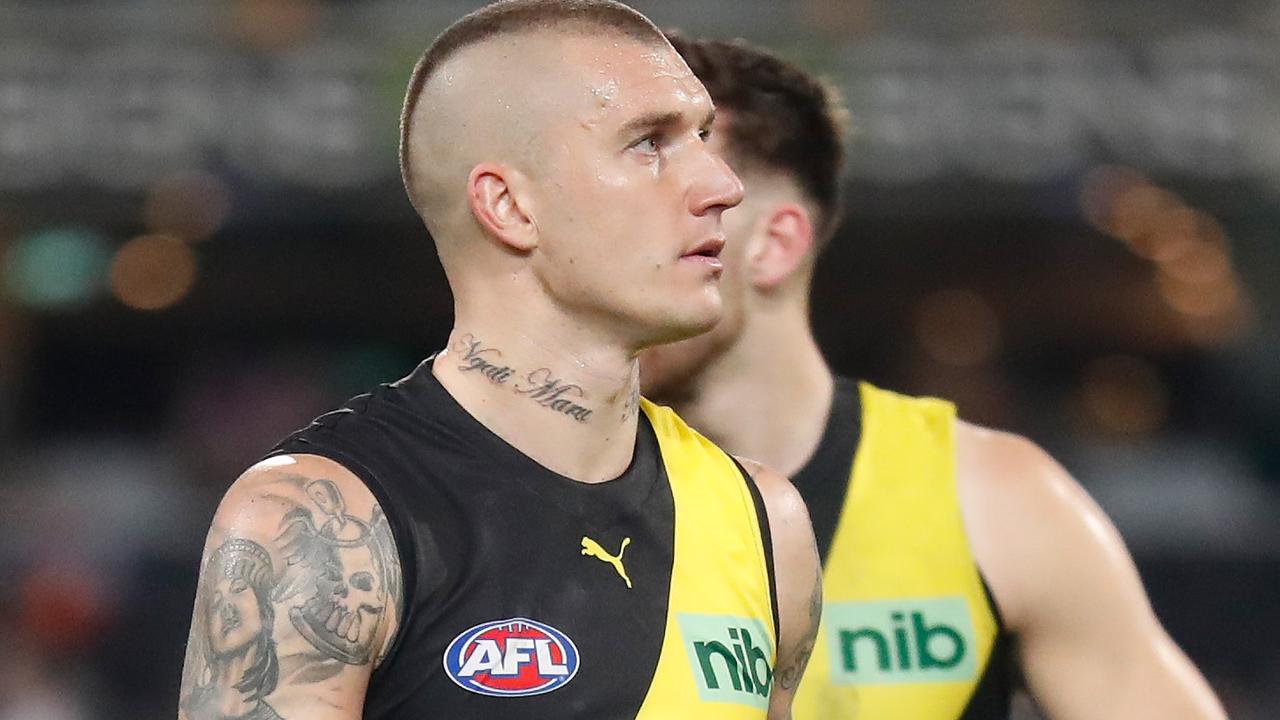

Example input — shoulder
[216,453,404,660]
[953,421,1131,629]
[216,454,378,529]
[953,421,1073,512]
[735,456,811,538]
[181,453,406,719]
[734,457,817,594]
[953,420,1100,535]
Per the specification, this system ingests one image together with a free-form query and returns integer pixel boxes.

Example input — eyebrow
[619,107,717,138]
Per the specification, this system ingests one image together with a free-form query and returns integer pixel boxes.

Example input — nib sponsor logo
[443,618,579,697]
[678,614,773,709]
[824,597,977,685]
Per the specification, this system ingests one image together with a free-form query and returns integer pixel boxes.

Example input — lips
[682,236,725,260]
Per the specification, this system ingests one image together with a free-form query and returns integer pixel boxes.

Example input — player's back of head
[665,33,849,251]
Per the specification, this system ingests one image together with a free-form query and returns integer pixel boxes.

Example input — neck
[667,302,833,477]
[433,320,641,483]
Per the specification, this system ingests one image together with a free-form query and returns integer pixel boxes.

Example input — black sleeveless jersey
[269,360,780,720]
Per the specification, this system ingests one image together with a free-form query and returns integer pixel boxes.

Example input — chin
[681,286,724,333]
[661,308,720,346]
[625,284,721,352]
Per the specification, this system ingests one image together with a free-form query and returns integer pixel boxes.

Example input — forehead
[558,34,711,125]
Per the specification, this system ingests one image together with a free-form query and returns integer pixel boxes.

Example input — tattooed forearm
[180,474,402,720]
[451,333,595,423]
[776,571,822,691]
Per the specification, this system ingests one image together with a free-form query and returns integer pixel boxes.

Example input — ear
[467,163,537,253]
[747,203,814,290]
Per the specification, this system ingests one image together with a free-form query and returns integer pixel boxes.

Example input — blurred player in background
[641,33,1228,720]
[178,2,820,719]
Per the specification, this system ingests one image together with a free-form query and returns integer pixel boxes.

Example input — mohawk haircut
[666,32,849,249]
[399,0,666,202]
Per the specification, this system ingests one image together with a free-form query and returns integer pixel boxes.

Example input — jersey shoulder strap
[633,399,777,718]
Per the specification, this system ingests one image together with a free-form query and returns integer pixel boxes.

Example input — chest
[369,472,677,720]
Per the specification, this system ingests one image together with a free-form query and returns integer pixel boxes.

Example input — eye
[230,578,248,594]
[350,571,375,591]
[630,134,661,155]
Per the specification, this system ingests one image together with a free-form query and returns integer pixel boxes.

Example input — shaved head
[391,0,740,347]
[399,1,669,240]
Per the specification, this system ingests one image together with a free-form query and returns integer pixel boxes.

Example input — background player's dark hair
[666,32,849,251]
[399,0,667,202]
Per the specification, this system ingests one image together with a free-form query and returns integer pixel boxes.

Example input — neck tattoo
[452,333,596,424]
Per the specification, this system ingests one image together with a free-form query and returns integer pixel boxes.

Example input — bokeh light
[1155,214,1231,285]
[1079,165,1147,234]
[108,234,198,311]
[1079,164,1250,344]
[1079,354,1170,436]
[20,560,112,656]
[1108,182,1179,251]
[227,0,324,52]
[1156,270,1242,319]
[142,170,232,244]
[914,288,1002,367]
[2,228,110,310]
[1133,204,1201,263]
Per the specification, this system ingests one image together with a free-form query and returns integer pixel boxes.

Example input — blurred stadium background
[1,0,1278,717]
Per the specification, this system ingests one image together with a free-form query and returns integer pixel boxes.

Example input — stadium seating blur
[1,2,1277,717]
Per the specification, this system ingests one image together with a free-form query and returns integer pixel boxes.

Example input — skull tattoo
[274,479,397,665]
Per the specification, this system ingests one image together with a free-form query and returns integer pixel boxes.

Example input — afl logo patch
[443,617,580,697]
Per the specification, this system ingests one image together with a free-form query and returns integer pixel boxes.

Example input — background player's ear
[467,163,538,253]
[748,203,813,290]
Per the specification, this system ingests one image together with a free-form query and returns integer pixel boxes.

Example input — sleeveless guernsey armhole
[264,439,417,677]
[959,572,1018,719]
[791,377,861,564]
[794,383,1008,720]
[732,456,781,650]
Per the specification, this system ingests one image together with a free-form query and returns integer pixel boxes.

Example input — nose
[688,148,745,217]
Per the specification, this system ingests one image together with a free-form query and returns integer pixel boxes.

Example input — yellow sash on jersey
[635,399,777,719]
[793,383,999,719]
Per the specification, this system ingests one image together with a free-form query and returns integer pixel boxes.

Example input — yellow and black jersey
[271,359,778,719]
[792,379,1014,720]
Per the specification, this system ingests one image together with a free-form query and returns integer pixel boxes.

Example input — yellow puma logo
[581,536,632,589]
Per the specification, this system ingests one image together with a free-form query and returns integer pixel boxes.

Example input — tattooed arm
[738,458,822,720]
[179,455,402,720]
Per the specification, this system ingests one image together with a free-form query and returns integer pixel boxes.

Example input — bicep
[178,456,403,720]
[961,430,1224,720]
[1015,492,1223,719]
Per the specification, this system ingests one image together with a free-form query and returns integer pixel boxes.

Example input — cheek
[538,160,682,282]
